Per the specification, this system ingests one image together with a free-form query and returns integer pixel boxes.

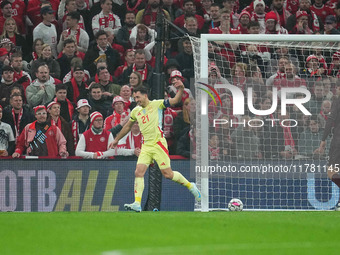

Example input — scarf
[70,77,88,103]
[71,119,79,150]
[319,110,328,121]
[133,63,148,81]
[71,77,80,103]
[54,98,74,121]
[125,132,142,149]
[273,9,287,27]
[126,0,143,13]
[309,10,320,32]
[12,108,23,139]
[66,27,81,45]
[111,111,122,128]
[99,12,117,29]
[32,52,38,61]
[252,13,266,22]
[28,121,50,156]
[327,63,340,76]
[51,117,62,130]
[94,73,113,83]
[209,145,220,160]
[92,126,103,134]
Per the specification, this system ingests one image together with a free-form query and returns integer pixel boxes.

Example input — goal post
[191,34,340,212]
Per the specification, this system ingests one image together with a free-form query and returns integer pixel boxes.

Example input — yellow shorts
[137,138,171,170]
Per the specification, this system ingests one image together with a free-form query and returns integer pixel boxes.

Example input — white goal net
[190,34,340,211]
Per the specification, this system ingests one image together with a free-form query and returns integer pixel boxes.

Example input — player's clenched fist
[173,79,184,90]
[109,140,118,149]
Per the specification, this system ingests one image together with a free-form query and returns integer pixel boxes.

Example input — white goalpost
[191,34,340,212]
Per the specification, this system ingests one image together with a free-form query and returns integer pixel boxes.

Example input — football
[228,198,243,211]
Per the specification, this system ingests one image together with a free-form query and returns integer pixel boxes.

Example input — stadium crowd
[0,0,339,160]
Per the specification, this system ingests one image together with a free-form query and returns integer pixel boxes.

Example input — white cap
[76,99,91,109]
[112,96,125,105]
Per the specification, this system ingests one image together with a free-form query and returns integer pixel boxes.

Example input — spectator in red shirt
[174,0,205,30]
[265,11,288,34]
[286,0,321,33]
[270,0,291,28]
[12,105,68,158]
[135,0,171,28]
[0,1,24,34]
[115,49,135,78]
[0,18,29,59]
[104,96,129,130]
[75,111,115,159]
[289,10,313,34]
[237,10,251,34]
[27,0,60,28]
[310,0,335,24]
[10,52,32,93]
[250,0,266,34]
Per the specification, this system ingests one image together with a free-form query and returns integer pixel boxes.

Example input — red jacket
[14,121,67,157]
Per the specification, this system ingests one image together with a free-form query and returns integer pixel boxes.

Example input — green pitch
[1,211,340,255]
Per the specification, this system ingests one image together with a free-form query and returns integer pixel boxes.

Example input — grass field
[1,211,340,255]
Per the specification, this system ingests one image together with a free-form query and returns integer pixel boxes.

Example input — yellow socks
[172,171,192,189]
[134,177,144,204]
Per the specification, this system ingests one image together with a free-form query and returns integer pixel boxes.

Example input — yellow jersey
[130,100,166,144]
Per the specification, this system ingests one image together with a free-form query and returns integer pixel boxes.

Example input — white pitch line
[102,241,339,255]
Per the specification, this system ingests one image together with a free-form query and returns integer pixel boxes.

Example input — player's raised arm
[109,120,135,149]
[168,80,185,106]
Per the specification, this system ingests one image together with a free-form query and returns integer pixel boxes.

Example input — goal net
[190,34,340,211]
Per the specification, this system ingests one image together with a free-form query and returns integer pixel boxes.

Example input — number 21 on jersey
[141,115,150,124]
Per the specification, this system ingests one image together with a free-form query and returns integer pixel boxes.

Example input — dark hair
[247,20,260,29]
[33,38,44,51]
[210,3,220,8]
[63,38,76,48]
[0,1,11,9]
[132,86,148,95]
[2,65,14,74]
[96,66,108,75]
[10,51,22,61]
[184,14,196,20]
[66,11,81,21]
[183,0,194,5]
[89,83,104,92]
[100,0,109,4]
[36,63,49,72]
[125,11,136,17]
[95,30,107,40]
[55,83,67,92]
